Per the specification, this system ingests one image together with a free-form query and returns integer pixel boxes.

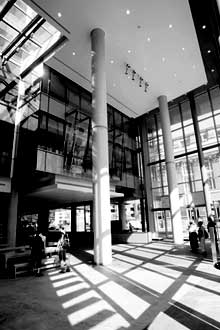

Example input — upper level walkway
[0,241,220,330]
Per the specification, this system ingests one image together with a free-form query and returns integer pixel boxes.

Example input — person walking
[57,229,71,273]
[188,220,198,252]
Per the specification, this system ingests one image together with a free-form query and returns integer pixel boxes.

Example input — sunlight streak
[148,311,189,329]
[156,255,193,268]
[172,283,220,323]
[62,290,100,309]
[75,264,107,284]
[56,282,90,297]
[143,262,182,278]
[187,275,220,293]
[53,276,81,288]
[113,253,143,265]
[125,268,174,294]
[99,281,150,319]
[67,299,129,328]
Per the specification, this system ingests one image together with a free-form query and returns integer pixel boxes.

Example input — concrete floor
[0,241,220,330]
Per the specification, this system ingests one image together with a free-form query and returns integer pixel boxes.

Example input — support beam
[90,28,112,265]
[158,95,183,244]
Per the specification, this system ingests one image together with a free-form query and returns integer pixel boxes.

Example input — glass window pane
[188,153,201,181]
[0,35,10,51]
[0,21,18,43]
[150,164,161,188]
[181,100,192,126]
[152,188,163,208]
[198,117,217,147]
[0,0,7,11]
[4,5,31,31]
[176,157,189,183]
[172,129,184,155]
[184,124,196,152]
[32,26,51,45]
[210,87,220,115]
[148,139,159,162]
[161,163,167,186]
[170,105,181,130]
[214,114,220,141]
[156,113,163,137]
[146,116,156,140]
[15,0,37,20]
[158,136,164,159]
[195,92,212,120]
[204,148,220,190]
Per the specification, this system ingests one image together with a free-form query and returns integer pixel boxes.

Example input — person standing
[31,231,45,276]
[198,220,208,256]
[188,220,198,252]
[207,215,219,254]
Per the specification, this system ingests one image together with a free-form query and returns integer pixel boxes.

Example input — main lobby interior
[1,0,220,262]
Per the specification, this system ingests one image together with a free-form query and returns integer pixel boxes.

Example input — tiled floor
[0,241,220,330]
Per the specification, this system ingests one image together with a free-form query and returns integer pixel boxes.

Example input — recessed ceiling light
[173,73,177,77]
[211,69,215,72]
[144,67,147,71]
[57,12,62,18]
[126,9,130,15]
[202,25,206,29]
[207,49,211,53]
[72,51,76,56]
[169,24,173,29]
[147,37,151,42]
[182,47,185,51]
[192,64,196,69]
[128,50,131,54]
[110,60,114,64]
[162,57,166,62]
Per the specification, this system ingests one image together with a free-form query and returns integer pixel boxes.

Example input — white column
[158,95,184,244]
[91,28,112,265]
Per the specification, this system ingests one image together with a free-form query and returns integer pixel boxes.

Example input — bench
[13,262,32,279]
[12,256,59,278]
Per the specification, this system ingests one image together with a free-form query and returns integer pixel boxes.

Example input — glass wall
[143,85,220,237]
[33,65,139,190]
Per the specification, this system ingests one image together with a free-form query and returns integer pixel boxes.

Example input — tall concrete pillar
[90,28,112,265]
[7,80,24,247]
[158,95,183,244]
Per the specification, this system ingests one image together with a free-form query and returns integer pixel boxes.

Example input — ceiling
[26,0,207,118]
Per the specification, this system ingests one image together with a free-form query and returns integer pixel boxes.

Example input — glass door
[154,210,173,239]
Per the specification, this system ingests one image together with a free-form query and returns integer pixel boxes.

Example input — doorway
[154,210,173,239]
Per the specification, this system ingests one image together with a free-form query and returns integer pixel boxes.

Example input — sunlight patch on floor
[67,299,129,329]
[172,283,220,323]
[56,282,90,297]
[143,262,182,278]
[74,264,107,285]
[156,255,194,268]
[187,274,220,293]
[125,267,174,294]
[99,280,150,319]
[113,253,143,265]
[148,311,190,330]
